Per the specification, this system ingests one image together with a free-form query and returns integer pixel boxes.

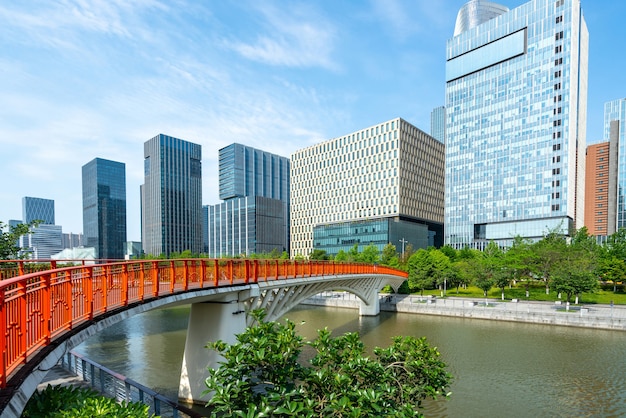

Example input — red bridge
[0,258,407,416]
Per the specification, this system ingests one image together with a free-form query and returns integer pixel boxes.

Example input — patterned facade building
[141,134,202,256]
[445,0,588,248]
[291,118,444,258]
[82,158,127,260]
[22,197,55,225]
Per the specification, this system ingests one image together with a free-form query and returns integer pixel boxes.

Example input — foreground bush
[22,384,157,418]
[204,309,451,417]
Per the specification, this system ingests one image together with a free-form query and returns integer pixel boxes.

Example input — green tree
[309,249,329,260]
[505,236,537,298]
[334,249,348,262]
[532,230,567,295]
[360,243,380,264]
[347,243,360,262]
[551,228,598,304]
[204,310,451,417]
[429,249,452,295]
[408,249,435,296]
[380,243,398,266]
[0,220,40,260]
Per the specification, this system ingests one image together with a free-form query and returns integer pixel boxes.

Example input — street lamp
[399,238,408,259]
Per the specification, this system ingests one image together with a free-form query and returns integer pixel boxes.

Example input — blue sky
[1,0,625,242]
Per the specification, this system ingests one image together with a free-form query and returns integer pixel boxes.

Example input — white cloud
[226,3,338,70]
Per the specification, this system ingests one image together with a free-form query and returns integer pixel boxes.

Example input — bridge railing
[0,258,407,389]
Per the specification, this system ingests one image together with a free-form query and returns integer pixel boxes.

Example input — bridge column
[178,288,258,405]
[359,292,380,316]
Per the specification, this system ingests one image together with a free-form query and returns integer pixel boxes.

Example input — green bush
[22,384,157,418]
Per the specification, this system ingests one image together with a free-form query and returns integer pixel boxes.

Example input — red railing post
[213,261,219,287]
[17,281,26,365]
[121,264,129,306]
[18,261,24,277]
[86,266,94,320]
[169,261,175,294]
[228,261,234,285]
[183,260,189,291]
[253,260,259,283]
[42,274,51,345]
[152,261,159,298]
[0,287,6,388]
[244,260,250,284]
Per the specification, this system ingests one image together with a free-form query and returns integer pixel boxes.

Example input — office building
[22,197,55,225]
[291,117,444,258]
[141,134,202,256]
[430,106,446,143]
[62,232,84,249]
[82,158,127,260]
[603,99,626,231]
[206,143,290,257]
[584,142,611,236]
[19,224,63,259]
[445,0,588,248]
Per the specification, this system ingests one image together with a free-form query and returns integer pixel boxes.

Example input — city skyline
[1,0,625,241]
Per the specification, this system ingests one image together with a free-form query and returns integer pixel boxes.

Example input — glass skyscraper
[603,98,626,231]
[82,158,127,260]
[141,134,202,257]
[22,197,55,225]
[206,143,290,257]
[430,106,446,144]
[445,0,588,248]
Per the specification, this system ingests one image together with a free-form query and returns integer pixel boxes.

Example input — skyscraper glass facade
[82,158,127,260]
[604,99,626,230]
[430,106,446,143]
[206,196,286,257]
[22,197,55,225]
[207,143,290,257]
[445,0,588,248]
[142,134,202,256]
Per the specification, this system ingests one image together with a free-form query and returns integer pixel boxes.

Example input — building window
[551,204,560,211]
[552,168,561,175]
[552,180,561,187]
[556,15,563,23]
[555,31,564,40]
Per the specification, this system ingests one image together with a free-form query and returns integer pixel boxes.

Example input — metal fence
[60,350,204,418]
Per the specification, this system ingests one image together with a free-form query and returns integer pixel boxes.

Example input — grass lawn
[412,283,626,305]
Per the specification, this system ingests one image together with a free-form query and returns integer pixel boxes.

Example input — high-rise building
[141,134,202,256]
[205,143,290,257]
[603,99,626,231]
[82,158,127,260]
[19,224,63,259]
[22,197,55,225]
[584,142,612,236]
[291,118,444,258]
[18,197,62,258]
[62,232,84,249]
[430,106,446,143]
[445,0,588,248]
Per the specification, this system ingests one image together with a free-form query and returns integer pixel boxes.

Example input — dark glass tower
[142,134,202,257]
[206,143,290,257]
[82,158,127,260]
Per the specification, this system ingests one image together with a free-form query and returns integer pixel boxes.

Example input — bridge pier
[359,294,380,316]
[178,288,258,405]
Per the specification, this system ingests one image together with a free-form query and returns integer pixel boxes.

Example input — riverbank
[302,292,626,331]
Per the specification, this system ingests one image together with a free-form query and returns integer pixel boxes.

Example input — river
[74,304,626,417]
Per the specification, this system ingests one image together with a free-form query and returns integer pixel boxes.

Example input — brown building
[584,121,619,236]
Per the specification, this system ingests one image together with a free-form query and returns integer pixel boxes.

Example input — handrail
[61,350,204,418]
[0,258,407,389]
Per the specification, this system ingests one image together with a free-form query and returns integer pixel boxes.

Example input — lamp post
[399,238,408,259]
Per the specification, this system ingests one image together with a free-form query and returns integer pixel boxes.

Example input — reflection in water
[76,305,626,417]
